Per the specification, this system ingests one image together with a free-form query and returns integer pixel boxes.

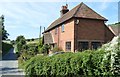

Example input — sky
[0,0,119,40]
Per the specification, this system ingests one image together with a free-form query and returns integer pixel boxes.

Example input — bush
[52,46,63,53]
[99,36,120,75]
[18,51,34,69]
[2,42,13,56]
[31,38,34,41]
[25,50,112,76]
[16,42,23,52]
[11,40,15,45]
[15,35,26,53]
[38,44,50,54]
[26,39,30,42]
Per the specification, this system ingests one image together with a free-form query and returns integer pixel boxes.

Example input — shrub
[26,39,30,42]
[31,38,34,41]
[11,40,15,45]
[25,50,110,76]
[15,35,26,53]
[2,42,13,56]
[52,46,63,53]
[18,51,34,69]
[38,44,50,54]
[98,36,120,75]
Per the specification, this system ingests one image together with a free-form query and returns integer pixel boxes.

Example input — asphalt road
[0,48,25,77]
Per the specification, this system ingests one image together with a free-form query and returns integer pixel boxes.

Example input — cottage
[43,2,115,52]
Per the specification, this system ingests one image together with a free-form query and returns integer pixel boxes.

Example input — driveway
[0,48,25,77]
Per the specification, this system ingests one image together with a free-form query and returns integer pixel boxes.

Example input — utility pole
[44,27,45,32]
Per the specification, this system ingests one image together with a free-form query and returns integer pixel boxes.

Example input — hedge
[2,42,13,56]
[25,50,112,76]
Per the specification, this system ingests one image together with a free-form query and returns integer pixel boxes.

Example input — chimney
[60,4,69,17]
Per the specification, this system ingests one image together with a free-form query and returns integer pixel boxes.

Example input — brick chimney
[60,4,69,17]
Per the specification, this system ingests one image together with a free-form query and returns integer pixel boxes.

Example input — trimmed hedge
[2,42,13,56]
[25,50,111,76]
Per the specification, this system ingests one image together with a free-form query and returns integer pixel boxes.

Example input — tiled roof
[108,26,120,36]
[44,32,53,44]
[44,2,107,33]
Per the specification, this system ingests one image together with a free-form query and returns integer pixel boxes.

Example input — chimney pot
[60,4,69,17]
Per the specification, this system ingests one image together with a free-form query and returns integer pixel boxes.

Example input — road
[0,48,25,77]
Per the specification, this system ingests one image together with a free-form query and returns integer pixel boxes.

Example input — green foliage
[16,35,26,44]
[110,37,120,75]
[26,43,38,55]
[38,44,50,54]
[18,51,34,69]
[99,36,120,75]
[37,38,50,55]
[15,35,26,52]
[2,42,13,56]
[0,15,9,40]
[52,46,63,53]
[25,50,112,76]
[31,38,34,41]
[11,40,15,45]
[18,43,39,68]
[109,22,120,27]
[15,35,27,59]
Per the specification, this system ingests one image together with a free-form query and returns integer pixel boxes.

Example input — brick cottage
[43,2,115,52]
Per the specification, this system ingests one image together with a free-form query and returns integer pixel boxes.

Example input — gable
[43,2,107,33]
[74,3,107,20]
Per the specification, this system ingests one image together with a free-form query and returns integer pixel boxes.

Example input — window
[66,42,71,51]
[61,24,64,32]
[91,42,101,49]
[78,41,89,51]
[55,28,58,34]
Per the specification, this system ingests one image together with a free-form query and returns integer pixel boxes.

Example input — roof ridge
[83,3,107,20]
[73,2,83,17]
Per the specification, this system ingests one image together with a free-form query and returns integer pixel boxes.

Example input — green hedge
[2,42,13,56]
[25,50,112,76]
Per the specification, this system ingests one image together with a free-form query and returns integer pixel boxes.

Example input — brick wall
[49,18,114,52]
[74,18,114,51]
[76,18,105,40]
[50,19,75,52]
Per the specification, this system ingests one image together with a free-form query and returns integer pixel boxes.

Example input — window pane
[91,42,101,49]
[78,41,89,51]
[66,42,71,51]
[61,24,64,32]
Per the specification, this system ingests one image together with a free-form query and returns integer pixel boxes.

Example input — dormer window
[61,24,64,32]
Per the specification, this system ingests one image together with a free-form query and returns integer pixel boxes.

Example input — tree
[16,35,26,44]
[0,15,9,40]
[15,35,26,52]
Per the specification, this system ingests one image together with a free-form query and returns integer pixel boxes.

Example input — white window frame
[61,24,64,32]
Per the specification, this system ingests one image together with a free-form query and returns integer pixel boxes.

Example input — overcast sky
[0,0,119,40]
